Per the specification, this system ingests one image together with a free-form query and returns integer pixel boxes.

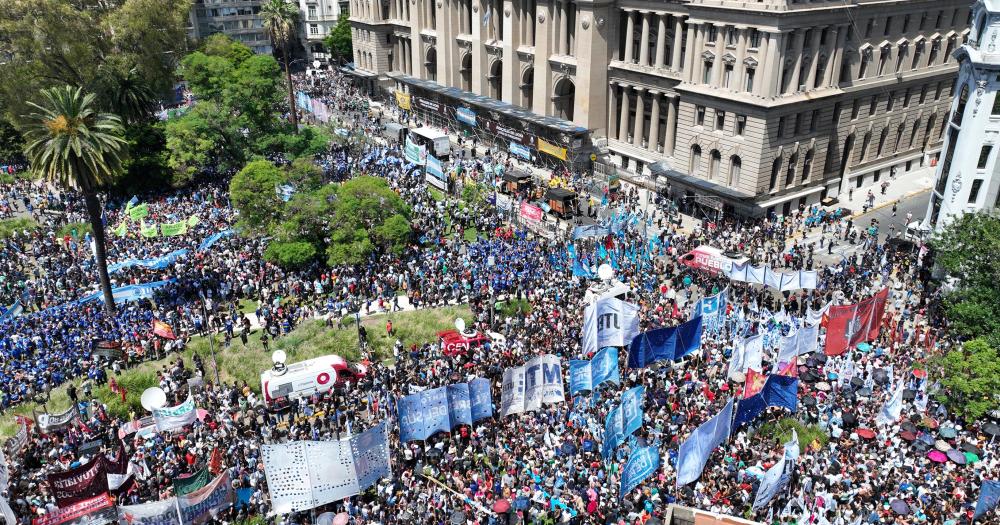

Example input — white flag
[876,380,905,426]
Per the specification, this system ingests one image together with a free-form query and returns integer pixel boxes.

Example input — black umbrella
[806,357,822,368]
[842,413,858,428]
[850,377,864,388]
[903,389,917,401]
[802,370,819,383]
[873,369,890,385]
[912,441,930,452]
[813,354,828,365]
[803,396,817,407]
[858,387,873,397]
[901,421,918,433]
[961,443,984,456]
[984,423,1000,437]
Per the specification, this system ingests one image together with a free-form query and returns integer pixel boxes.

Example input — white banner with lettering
[726,263,818,292]
[500,354,565,417]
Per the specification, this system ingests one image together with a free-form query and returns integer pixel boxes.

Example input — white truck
[260,354,367,405]
[408,126,451,159]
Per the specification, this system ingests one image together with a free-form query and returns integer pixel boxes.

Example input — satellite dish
[271,350,287,365]
[140,387,167,411]
[597,264,614,281]
[454,318,466,332]
[315,513,336,525]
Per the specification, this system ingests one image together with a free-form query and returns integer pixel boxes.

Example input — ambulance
[678,245,749,275]
[261,354,367,405]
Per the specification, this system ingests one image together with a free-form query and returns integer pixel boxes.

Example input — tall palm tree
[21,86,127,316]
[261,0,300,132]
[94,63,158,126]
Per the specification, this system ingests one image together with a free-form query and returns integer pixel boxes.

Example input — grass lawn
[428,188,445,202]
[238,299,259,314]
[0,304,472,438]
[0,217,38,239]
[756,417,829,454]
[462,227,479,243]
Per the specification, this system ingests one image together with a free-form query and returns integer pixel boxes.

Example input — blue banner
[676,398,734,486]
[73,279,175,306]
[0,300,23,321]
[198,230,234,251]
[572,224,610,240]
[620,446,660,499]
[398,380,493,441]
[456,107,477,127]
[602,386,645,460]
[692,290,727,333]
[509,142,531,160]
[427,154,445,179]
[568,347,619,395]
[627,316,703,368]
[108,249,189,274]
[975,480,1000,520]
[733,375,799,429]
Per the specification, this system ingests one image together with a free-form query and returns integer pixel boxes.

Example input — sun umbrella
[449,511,466,525]
[492,499,511,513]
[857,428,876,440]
[912,441,930,452]
[858,387,873,397]
[935,440,952,451]
[919,433,935,445]
[842,413,858,428]
[912,369,927,379]
[921,417,939,430]
[332,513,350,525]
[850,377,864,388]
[815,381,831,391]
[901,421,918,433]
[857,342,872,352]
[928,450,947,463]
[802,370,819,383]
[965,452,981,463]
[900,431,917,441]
[890,499,910,515]
[902,389,916,401]
[947,449,967,464]
[813,354,828,365]
[939,427,958,439]
[961,443,984,456]
[803,396,817,407]
[827,372,839,381]
[983,423,1000,437]
[872,369,889,385]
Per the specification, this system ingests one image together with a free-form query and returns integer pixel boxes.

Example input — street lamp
[202,300,221,385]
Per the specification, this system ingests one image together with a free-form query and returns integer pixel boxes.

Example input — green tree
[20,86,126,315]
[94,62,158,126]
[164,101,247,180]
[260,0,300,131]
[120,121,173,191]
[199,33,254,66]
[256,125,331,159]
[180,52,236,101]
[929,212,1000,343]
[264,241,317,269]
[0,117,25,163]
[324,14,353,64]
[222,55,285,137]
[229,160,287,233]
[326,176,411,265]
[933,338,1000,421]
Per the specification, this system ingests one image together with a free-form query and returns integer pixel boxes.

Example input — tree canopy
[325,15,354,64]
[933,338,1000,421]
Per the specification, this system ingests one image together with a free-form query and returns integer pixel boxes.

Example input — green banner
[404,138,424,165]
[113,221,128,237]
[172,468,209,496]
[128,203,149,221]
[161,221,188,237]
[187,215,200,227]
[141,221,158,238]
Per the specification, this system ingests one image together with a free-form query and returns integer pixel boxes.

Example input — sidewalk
[832,165,935,220]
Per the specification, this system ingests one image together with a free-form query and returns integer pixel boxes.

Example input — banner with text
[500,354,565,417]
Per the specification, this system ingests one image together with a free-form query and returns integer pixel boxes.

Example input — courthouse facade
[351,0,970,217]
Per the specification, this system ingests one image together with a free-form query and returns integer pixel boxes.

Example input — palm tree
[94,63,158,126]
[21,86,127,316]
[261,0,300,132]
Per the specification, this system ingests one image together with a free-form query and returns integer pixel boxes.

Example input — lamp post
[202,300,221,385]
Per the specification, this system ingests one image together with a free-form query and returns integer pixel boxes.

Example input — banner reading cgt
[500,354,565,417]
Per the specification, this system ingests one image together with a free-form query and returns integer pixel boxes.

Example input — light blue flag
[621,385,644,436]
[752,457,791,511]
[975,480,1000,520]
[590,347,620,388]
[676,398,734,486]
[620,446,660,499]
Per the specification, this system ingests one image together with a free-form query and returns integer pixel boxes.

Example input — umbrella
[842,413,858,428]
[332,514,350,525]
[492,499,511,513]
[901,421,917,433]
[900,431,917,441]
[947,449,967,464]
[919,433,935,445]
[802,370,819,383]
[890,499,910,515]
[850,377,864,388]
[928,450,947,463]
[813,354,828,365]
[806,357,823,368]
[903,389,916,401]
[961,443,984,456]
[939,427,958,439]
[872,369,889,385]
[921,417,939,430]
[935,439,952,451]
[856,428,876,440]
[984,423,1000,437]
[449,511,466,525]
[912,441,930,452]
[965,452,981,463]
[858,387,873,397]
[513,496,529,510]
[803,396,817,407]
[815,382,831,391]
[857,342,872,352]
[912,369,927,379]
[827,372,839,381]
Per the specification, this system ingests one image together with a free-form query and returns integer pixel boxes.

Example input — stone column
[822,27,838,87]
[786,29,806,94]
[608,82,619,137]
[665,96,677,155]
[805,26,823,91]
[648,91,661,153]
[618,85,631,142]
[712,24,726,86]
[624,11,636,63]
[671,17,684,71]
[734,27,748,92]
[761,31,784,97]
[633,87,646,146]
[830,25,847,87]
[639,12,651,66]
[559,0,569,55]
[683,21,699,81]
[654,15,667,68]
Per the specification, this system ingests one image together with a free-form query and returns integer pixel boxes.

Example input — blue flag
[602,386,645,460]
[620,446,660,499]
[627,316,703,368]
[568,347,620,395]
[676,398,734,486]
[733,375,799,429]
[975,480,1000,520]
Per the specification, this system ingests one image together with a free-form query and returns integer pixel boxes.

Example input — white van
[260,354,366,405]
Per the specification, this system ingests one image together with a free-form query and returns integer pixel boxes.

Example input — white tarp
[727,263,818,292]
[152,395,197,432]
[261,422,390,515]
[500,354,565,417]
[117,498,181,525]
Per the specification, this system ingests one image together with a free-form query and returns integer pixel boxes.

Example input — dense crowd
[0,70,995,525]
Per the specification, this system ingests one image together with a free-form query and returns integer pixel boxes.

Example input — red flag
[824,288,889,356]
[152,320,176,340]
[776,361,798,378]
[208,447,223,475]
[743,369,767,398]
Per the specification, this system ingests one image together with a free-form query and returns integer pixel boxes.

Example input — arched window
[785,152,797,186]
[877,44,892,76]
[689,145,702,175]
[709,150,721,180]
[894,124,905,153]
[801,149,814,182]
[860,131,872,161]
[859,48,872,79]
[728,156,742,186]
[876,127,889,157]
[769,157,781,190]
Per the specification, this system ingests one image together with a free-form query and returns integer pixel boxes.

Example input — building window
[894,124,905,152]
[860,131,872,161]
[703,61,713,84]
[954,85,969,126]
[709,150,722,179]
[793,113,802,135]
[969,179,984,203]
[690,145,702,174]
[696,106,706,126]
[715,110,726,131]
[729,156,742,186]
[887,91,896,112]
[920,12,929,30]
[777,116,786,137]
[903,14,911,33]
[726,26,737,46]
[785,153,797,186]
[802,149,813,182]
[883,16,892,35]
[723,64,733,88]
[929,38,941,65]
[810,109,820,133]
[912,41,924,69]
[309,23,319,35]
[851,99,861,120]
[749,29,761,48]
[308,5,317,18]
[735,114,747,136]
[992,93,1000,115]
[877,45,891,76]
[903,89,912,108]
[978,145,992,169]
[744,68,756,92]
[876,128,888,157]
[859,49,872,78]
[769,157,781,190]
[708,26,718,42]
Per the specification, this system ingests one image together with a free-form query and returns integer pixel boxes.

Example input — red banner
[32,494,115,525]
[824,288,889,356]
[46,458,108,507]
[519,202,543,222]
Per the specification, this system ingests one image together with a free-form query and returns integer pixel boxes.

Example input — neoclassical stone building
[351,0,970,217]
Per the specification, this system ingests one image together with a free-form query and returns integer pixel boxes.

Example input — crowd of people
[0,69,994,525]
